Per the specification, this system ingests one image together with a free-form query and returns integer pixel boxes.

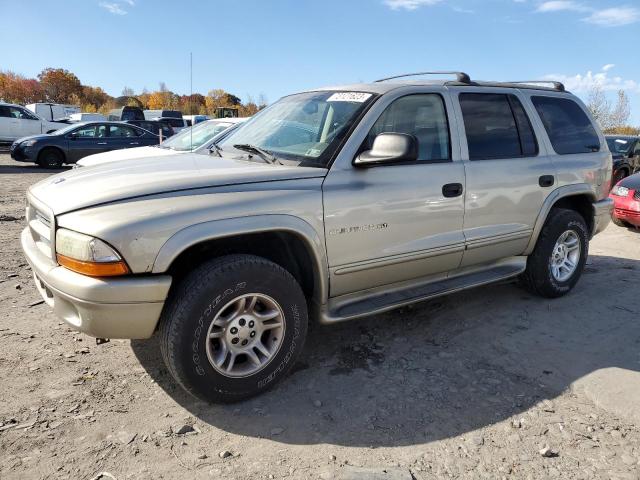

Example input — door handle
[97,142,107,145]
[442,183,464,198]
[539,175,555,187]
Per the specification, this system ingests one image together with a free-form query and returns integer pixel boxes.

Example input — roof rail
[375,71,471,84]
[499,81,565,92]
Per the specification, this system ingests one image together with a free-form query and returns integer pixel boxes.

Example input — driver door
[323,90,466,296]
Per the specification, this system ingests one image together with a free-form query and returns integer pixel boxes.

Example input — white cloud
[543,66,640,94]
[583,7,640,26]
[536,1,586,12]
[99,2,127,15]
[384,0,443,10]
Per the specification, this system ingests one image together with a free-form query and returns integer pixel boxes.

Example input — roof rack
[375,71,471,84]
[497,81,565,92]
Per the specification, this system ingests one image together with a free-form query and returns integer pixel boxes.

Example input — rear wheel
[521,208,588,298]
[159,254,308,403]
[37,148,64,168]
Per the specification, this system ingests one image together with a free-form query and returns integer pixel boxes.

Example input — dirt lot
[1,153,639,480]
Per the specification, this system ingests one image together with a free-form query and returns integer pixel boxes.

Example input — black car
[10,121,160,167]
[606,135,640,185]
[124,119,175,138]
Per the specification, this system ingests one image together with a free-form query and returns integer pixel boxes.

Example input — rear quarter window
[531,96,600,155]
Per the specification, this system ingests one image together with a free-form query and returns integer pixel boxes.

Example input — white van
[0,102,67,142]
[69,112,107,122]
[26,103,79,122]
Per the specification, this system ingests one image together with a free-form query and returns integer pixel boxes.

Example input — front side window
[218,91,376,167]
[9,106,38,120]
[365,94,451,162]
[460,93,538,160]
[73,125,99,138]
[532,96,600,155]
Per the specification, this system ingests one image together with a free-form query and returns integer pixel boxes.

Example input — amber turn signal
[57,254,130,277]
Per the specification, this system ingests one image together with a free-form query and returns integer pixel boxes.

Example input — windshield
[217,91,376,167]
[161,121,235,151]
[607,137,633,155]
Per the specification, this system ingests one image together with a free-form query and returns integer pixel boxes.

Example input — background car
[0,102,67,144]
[610,172,640,228]
[76,117,247,167]
[124,119,175,139]
[10,121,159,167]
[606,135,640,185]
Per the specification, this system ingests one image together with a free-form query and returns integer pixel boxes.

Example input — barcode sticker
[327,92,372,103]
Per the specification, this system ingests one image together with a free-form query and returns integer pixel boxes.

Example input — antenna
[190,52,193,151]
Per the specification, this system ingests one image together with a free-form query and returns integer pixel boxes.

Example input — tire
[159,254,308,403]
[37,148,64,168]
[611,169,627,188]
[520,208,589,298]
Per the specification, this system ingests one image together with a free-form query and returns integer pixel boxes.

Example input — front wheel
[520,208,588,298]
[159,255,308,403]
[37,148,63,168]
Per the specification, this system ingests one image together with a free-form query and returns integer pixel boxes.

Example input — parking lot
[0,153,639,479]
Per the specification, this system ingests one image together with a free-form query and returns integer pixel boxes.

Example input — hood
[77,145,175,167]
[14,134,49,144]
[619,172,640,191]
[29,153,327,215]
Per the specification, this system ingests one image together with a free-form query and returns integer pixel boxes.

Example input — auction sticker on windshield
[327,92,372,103]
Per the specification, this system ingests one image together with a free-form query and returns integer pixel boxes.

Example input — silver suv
[21,72,613,402]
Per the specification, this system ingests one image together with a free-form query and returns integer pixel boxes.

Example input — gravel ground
[1,153,639,480]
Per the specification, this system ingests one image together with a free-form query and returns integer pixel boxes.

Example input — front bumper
[592,198,614,236]
[10,143,36,162]
[610,192,640,227]
[21,227,172,339]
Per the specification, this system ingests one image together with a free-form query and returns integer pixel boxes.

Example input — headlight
[612,185,630,197]
[22,139,37,147]
[55,228,129,277]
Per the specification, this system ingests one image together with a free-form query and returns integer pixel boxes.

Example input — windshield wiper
[233,144,282,165]
[209,142,223,157]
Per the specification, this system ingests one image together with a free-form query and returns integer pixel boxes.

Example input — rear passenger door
[450,89,557,267]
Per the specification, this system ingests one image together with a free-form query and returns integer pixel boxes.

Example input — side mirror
[355,133,418,167]
[68,132,78,140]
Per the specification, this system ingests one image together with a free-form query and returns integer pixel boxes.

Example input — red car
[610,172,640,228]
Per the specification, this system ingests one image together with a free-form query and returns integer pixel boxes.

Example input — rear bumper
[21,227,172,339]
[592,198,614,236]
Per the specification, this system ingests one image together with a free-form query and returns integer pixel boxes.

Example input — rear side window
[459,93,538,160]
[531,96,600,155]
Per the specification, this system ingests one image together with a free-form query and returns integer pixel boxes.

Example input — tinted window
[0,106,11,118]
[367,94,450,162]
[109,125,138,137]
[532,96,600,155]
[460,93,522,160]
[509,97,538,157]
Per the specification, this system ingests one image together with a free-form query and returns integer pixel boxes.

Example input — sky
[1,0,639,122]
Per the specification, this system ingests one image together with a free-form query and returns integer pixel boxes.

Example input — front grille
[26,200,55,260]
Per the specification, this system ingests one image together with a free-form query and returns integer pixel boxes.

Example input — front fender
[152,214,329,303]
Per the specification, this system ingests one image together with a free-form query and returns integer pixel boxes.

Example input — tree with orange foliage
[37,68,82,103]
